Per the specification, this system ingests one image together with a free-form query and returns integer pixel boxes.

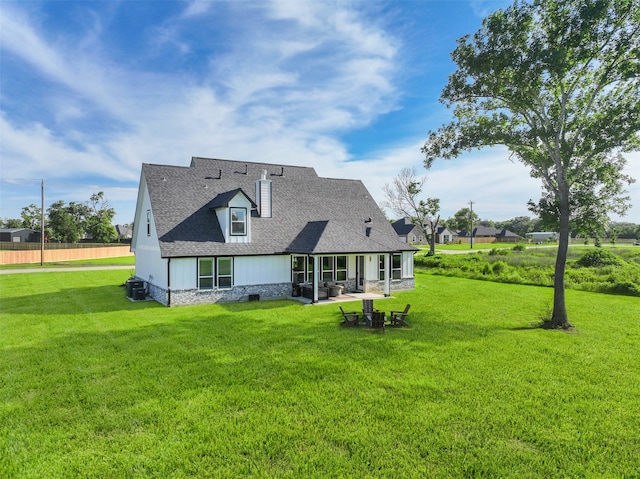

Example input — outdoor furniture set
[300,281,345,300]
[340,301,411,329]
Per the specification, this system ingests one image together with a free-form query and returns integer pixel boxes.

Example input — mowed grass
[1,270,639,478]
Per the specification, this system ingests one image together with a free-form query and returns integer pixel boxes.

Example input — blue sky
[1,0,639,226]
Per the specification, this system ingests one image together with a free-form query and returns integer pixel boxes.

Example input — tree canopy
[422,0,640,328]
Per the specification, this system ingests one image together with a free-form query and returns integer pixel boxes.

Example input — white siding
[234,255,291,285]
[347,256,357,280]
[132,177,167,288]
[170,258,198,290]
[364,254,378,281]
[402,251,414,278]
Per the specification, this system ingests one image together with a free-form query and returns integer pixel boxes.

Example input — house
[436,226,456,244]
[0,228,40,243]
[392,217,425,244]
[131,157,417,306]
[458,226,521,244]
[391,217,455,244]
[526,231,558,243]
[115,224,133,240]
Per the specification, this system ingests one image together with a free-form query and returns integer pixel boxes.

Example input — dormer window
[230,207,247,236]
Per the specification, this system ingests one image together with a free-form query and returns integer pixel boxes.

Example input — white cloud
[181,0,213,18]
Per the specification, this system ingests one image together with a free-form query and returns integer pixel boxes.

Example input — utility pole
[41,179,45,266]
[469,200,474,249]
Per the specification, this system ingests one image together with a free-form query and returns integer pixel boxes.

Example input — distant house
[526,231,558,243]
[391,217,455,245]
[115,224,133,240]
[436,226,456,244]
[0,228,40,243]
[392,218,425,244]
[131,157,417,306]
[458,226,520,244]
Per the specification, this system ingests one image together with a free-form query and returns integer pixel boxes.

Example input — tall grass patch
[416,247,640,296]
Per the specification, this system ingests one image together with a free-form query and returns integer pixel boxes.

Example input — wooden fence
[0,245,133,265]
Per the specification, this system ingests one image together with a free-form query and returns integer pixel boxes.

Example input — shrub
[610,281,640,296]
[513,245,526,252]
[492,261,508,274]
[575,249,623,268]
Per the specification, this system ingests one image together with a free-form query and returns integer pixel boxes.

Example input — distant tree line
[1,192,118,243]
[441,210,640,241]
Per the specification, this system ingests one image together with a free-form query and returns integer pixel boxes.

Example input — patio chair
[362,299,379,326]
[390,304,411,327]
[339,306,360,327]
[370,311,386,330]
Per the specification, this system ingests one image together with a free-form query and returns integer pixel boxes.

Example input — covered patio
[291,291,392,306]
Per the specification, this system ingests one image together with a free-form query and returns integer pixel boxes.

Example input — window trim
[378,255,385,281]
[392,253,402,280]
[198,257,234,290]
[217,257,233,289]
[321,256,334,282]
[230,207,247,236]
[146,210,151,236]
[335,255,347,281]
[198,258,214,290]
[292,255,347,283]
[291,255,314,283]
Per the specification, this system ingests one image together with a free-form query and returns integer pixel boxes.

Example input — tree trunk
[550,198,573,329]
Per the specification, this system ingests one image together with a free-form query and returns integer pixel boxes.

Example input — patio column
[384,253,390,297]
[312,255,320,303]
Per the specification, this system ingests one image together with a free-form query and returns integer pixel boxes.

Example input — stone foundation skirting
[363,278,415,294]
[141,280,293,307]
[137,277,415,306]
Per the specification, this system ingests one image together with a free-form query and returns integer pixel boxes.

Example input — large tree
[422,0,639,329]
[86,192,117,243]
[20,204,42,230]
[451,207,479,233]
[383,167,441,255]
[47,200,90,243]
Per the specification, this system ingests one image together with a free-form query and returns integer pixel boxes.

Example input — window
[379,255,385,280]
[217,257,233,289]
[199,258,214,290]
[292,256,306,283]
[306,256,314,283]
[199,258,233,290]
[336,256,347,281]
[322,256,334,281]
[292,255,345,283]
[392,253,402,280]
[230,208,246,236]
[146,210,151,236]
[291,256,314,283]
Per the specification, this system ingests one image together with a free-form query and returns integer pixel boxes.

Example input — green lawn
[1,270,639,478]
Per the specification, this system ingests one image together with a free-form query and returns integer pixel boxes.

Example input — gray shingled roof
[142,157,416,258]
[392,217,418,236]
